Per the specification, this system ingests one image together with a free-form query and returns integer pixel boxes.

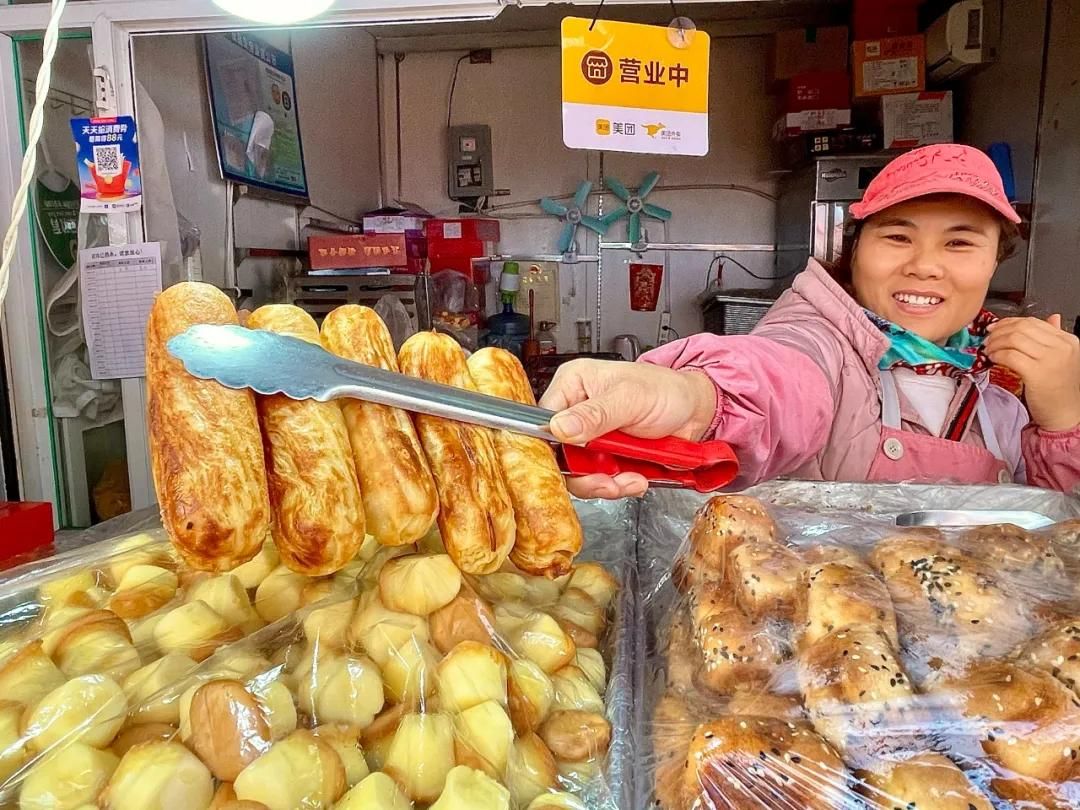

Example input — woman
[541,144,1080,498]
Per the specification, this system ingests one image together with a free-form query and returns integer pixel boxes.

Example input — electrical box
[448,124,494,201]
[513,262,560,324]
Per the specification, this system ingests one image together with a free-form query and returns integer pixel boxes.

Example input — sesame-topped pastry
[1017,618,1080,698]
[795,559,899,649]
[674,496,777,592]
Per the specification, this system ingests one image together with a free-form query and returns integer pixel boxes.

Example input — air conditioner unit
[927,0,999,83]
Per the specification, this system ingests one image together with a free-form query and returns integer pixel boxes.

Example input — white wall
[381,38,779,351]
[133,28,382,297]
[955,0,1048,292]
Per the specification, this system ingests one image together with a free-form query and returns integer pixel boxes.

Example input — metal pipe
[595,152,604,352]
[600,241,776,252]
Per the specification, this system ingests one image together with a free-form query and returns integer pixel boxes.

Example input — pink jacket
[642,259,1080,493]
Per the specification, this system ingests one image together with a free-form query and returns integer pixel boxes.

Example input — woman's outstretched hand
[986,314,1080,432]
[538,359,718,499]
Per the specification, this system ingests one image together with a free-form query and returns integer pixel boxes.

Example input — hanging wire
[446,53,469,129]
[1,0,69,309]
[589,0,607,31]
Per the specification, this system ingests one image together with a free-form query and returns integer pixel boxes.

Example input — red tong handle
[559,430,739,493]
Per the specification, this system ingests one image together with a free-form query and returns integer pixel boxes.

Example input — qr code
[93,144,122,176]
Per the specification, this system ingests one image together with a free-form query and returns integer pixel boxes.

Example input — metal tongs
[167,325,740,493]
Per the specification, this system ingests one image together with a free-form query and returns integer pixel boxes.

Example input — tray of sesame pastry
[637,482,1080,810]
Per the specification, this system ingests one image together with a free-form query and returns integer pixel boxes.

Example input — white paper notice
[79,242,162,380]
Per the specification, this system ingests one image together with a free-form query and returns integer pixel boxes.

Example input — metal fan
[540,180,608,254]
[601,171,672,247]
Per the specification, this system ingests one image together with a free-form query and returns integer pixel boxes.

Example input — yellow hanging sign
[561,16,710,156]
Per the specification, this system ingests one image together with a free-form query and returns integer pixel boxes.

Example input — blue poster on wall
[204,32,309,200]
[69,115,142,213]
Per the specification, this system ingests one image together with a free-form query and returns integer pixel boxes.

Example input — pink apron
[866,370,1012,485]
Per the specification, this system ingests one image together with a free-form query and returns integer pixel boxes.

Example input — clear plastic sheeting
[0,498,634,810]
[639,483,1080,810]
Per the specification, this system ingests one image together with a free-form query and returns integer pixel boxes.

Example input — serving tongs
[895,510,1055,530]
[167,325,739,493]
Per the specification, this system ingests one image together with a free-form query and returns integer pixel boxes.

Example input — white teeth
[894,293,942,306]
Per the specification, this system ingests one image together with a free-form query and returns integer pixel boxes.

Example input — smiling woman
[536,144,1080,497]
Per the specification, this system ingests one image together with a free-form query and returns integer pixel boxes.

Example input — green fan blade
[628,212,642,245]
[579,214,608,235]
[643,202,672,221]
[572,180,593,211]
[604,176,631,202]
[638,171,661,198]
[600,205,628,227]
[541,197,569,217]
[557,221,577,254]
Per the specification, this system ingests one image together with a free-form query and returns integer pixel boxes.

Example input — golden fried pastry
[797,560,899,648]
[253,565,308,624]
[552,665,605,714]
[381,638,440,707]
[111,723,178,758]
[960,523,1066,579]
[108,564,178,619]
[798,626,913,759]
[38,569,99,607]
[508,657,556,735]
[100,740,214,809]
[348,590,432,668]
[861,752,993,809]
[729,539,804,619]
[467,347,583,578]
[24,673,127,751]
[453,700,514,777]
[248,679,297,741]
[724,687,805,720]
[505,732,559,808]
[378,554,462,616]
[358,703,404,772]
[146,282,270,572]
[128,611,167,658]
[664,615,698,694]
[493,599,534,637]
[123,653,199,725]
[428,583,496,654]
[19,742,118,810]
[382,712,455,802]
[683,716,850,809]
[436,640,507,712]
[676,495,777,590]
[320,305,439,547]
[505,611,577,674]
[932,660,1080,782]
[651,692,696,810]
[474,571,561,606]
[335,771,411,810]
[232,542,280,591]
[0,700,27,782]
[104,532,175,587]
[302,597,357,651]
[527,792,587,809]
[574,648,606,695]
[313,724,369,787]
[1019,618,1080,696]
[538,710,611,762]
[297,654,384,729]
[430,764,511,810]
[694,595,788,695]
[566,563,619,611]
[204,650,273,683]
[153,600,241,662]
[187,574,264,634]
[247,305,365,576]
[0,640,66,707]
[551,588,606,637]
[209,782,238,809]
[991,775,1076,810]
[187,680,272,781]
[234,730,346,810]
[398,332,516,575]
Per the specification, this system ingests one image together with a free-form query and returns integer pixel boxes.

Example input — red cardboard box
[0,501,53,566]
[853,0,919,39]
[769,26,849,86]
[782,71,850,112]
[852,35,926,99]
[308,233,408,270]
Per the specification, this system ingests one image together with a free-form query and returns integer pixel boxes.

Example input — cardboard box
[853,0,920,39]
[852,35,926,98]
[363,214,427,234]
[769,26,849,85]
[775,110,853,139]
[308,233,408,270]
[881,91,954,149]
[782,71,850,113]
[0,501,53,567]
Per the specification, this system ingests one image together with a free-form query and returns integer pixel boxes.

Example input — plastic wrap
[0,498,634,810]
[638,483,1080,810]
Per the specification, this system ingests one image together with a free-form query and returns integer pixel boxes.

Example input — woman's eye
[883,234,910,244]
[947,239,974,248]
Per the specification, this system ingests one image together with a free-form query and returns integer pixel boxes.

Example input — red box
[782,71,850,112]
[852,35,926,99]
[769,26,849,86]
[0,501,54,567]
[853,0,919,39]
[308,233,408,270]
[425,218,501,245]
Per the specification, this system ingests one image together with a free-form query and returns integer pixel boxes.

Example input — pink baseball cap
[850,143,1021,224]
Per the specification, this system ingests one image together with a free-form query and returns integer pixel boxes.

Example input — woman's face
[851,196,1001,344]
